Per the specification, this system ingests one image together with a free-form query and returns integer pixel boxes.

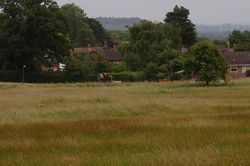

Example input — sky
[56,0,250,25]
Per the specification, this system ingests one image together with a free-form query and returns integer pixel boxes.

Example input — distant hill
[95,17,250,40]
[197,24,250,40]
[95,17,142,31]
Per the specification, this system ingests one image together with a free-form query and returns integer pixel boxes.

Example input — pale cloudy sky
[56,0,250,25]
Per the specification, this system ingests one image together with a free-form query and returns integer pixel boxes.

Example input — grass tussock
[0,79,250,165]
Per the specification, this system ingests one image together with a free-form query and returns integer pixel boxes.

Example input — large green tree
[61,3,95,47]
[86,18,110,45]
[164,5,197,47]
[123,20,182,72]
[0,0,71,71]
[61,3,110,47]
[185,41,229,86]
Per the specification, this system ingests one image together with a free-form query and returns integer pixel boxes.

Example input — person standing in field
[98,73,104,83]
[103,73,109,83]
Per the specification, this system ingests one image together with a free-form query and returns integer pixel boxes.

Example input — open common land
[0,79,250,165]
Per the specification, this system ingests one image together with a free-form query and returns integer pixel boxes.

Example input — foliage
[228,30,250,51]
[87,18,110,45]
[110,31,130,42]
[122,20,182,74]
[65,54,95,76]
[0,0,71,71]
[170,72,183,81]
[65,53,112,76]
[61,4,112,47]
[0,71,98,83]
[144,63,159,81]
[156,73,165,80]
[60,3,95,47]
[95,57,112,73]
[111,71,146,82]
[110,63,127,73]
[185,41,229,86]
[117,41,131,58]
[213,39,228,49]
[164,5,197,47]
[228,30,250,45]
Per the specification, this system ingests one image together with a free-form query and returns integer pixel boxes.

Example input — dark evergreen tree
[86,18,110,45]
[164,5,197,47]
[61,3,95,47]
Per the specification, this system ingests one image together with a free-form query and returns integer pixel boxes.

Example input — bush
[110,63,127,73]
[111,71,145,82]
[170,72,183,81]
[156,72,167,80]
[0,71,148,83]
[144,63,159,81]
[0,71,98,83]
[0,71,22,82]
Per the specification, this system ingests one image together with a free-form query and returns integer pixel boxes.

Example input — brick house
[72,45,123,64]
[221,49,250,79]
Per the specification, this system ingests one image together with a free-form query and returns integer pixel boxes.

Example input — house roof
[91,48,122,61]
[222,51,250,66]
[73,47,122,62]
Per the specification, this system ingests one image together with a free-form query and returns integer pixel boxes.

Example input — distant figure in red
[103,73,109,83]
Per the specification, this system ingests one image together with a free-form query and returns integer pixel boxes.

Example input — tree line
[0,0,110,72]
[1,1,246,85]
[117,6,229,86]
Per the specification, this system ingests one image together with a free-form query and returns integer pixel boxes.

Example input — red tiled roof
[222,51,250,66]
[73,47,122,61]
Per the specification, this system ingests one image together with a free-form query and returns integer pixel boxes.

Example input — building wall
[228,66,247,79]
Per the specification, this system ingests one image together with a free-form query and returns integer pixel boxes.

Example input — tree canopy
[0,0,71,71]
[60,3,95,47]
[164,5,197,47]
[61,3,110,47]
[86,18,110,45]
[185,41,229,86]
[228,30,250,51]
[118,20,184,80]
[125,21,182,70]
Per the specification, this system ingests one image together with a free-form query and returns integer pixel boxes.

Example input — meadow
[0,79,250,165]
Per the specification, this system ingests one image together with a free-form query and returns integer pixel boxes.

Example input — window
[242,67,247,74]
[230,67,237,72]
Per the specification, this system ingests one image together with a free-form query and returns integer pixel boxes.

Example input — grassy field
[0,79,250,165]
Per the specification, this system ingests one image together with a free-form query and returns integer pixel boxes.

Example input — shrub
[144,63,159,81]
[111,71,145,82]
[170,72,183,81]
[111,63,127,73]
[0,71,98,83]
[156,72,167,80]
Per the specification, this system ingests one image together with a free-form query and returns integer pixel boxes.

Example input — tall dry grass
[0,79,250,165]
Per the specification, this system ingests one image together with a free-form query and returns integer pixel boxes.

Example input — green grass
[0,80,250,165]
